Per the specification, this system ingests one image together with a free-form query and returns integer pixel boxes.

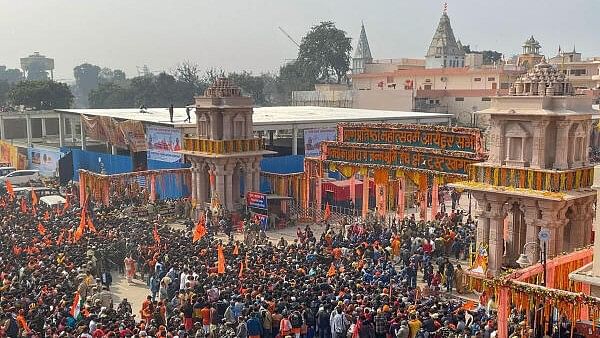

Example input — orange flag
[37,222,46,236]
[13,245,21,256]
[153,224,161,244]
[232,243,239,256]
[324,203,331,221]
[192,215,207,242]
[56,230,64,245]
[217,245,225,274]
[238,261,244,278]
[20,198,27,213]
[31,190,38,205]
[86,216,97,233]
[5,181,14,198]
[462,300,476,311]
[62,196,70,214]
[327,263,336,277]
[43,211,50,221]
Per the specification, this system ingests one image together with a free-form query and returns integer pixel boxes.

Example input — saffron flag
[239,261,244,278]
[232,243,239,256]
[324,203,331,221]
[37,222,46,236]
[153,224,161,244]
[217,245,225,274]
[43,210,50,221]
[12,245,21,256]
[62,196,70,215]
[327,263,336,277]
[70,292,82,319]
[31,190,38,206]
[192,215,207,242]
[57,230,64,246]
[20,198,27,213]
[462,300,476,311]
[5,181,14,198]
[86,216,97,233]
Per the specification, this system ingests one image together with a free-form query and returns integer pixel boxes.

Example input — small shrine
[454,61,596,276]
[180,78,273,212]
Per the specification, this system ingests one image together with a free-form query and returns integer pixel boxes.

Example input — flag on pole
[20,198,27,213]
[37,222,46,236]
[232,243,239,256]
[31,190,38,206]
[86,216,97,233]
[5,181,14,199]
[153,224,161,244]
[324,203,331,221]
[192,215,207,242]
[70,292,83,319]
[327,263,336,277]
[217,244,225,274]
[238,261,244,278]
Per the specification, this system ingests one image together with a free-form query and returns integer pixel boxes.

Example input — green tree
[297,21,352,84]
[482,50,503,65]
[275,61,316,104]
[228,71,276,106]
[89,82,133,108]
[0,81,10,106]
[9,80,73,109]
[74,63,102,107]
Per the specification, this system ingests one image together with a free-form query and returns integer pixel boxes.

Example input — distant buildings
[20,52,54,81]
[293,7,600,126]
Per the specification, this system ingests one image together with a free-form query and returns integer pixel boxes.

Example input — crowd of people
[0,184,512,338]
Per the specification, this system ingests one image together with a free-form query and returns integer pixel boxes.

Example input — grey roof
[426,12,465,57]
[353,23,372,60]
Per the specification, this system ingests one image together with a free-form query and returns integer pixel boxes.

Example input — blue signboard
[246,192,268,209]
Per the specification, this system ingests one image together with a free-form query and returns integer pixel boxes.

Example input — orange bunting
[217,245,225,274]
[324,203,331,221]
[37,222,46,236]
[192,215,207,242]
[327,264,336,277]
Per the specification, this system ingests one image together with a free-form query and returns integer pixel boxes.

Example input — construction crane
[278,26,300,48]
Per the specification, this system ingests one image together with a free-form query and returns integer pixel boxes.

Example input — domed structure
[510,61,573,96]
[517,35,544,69]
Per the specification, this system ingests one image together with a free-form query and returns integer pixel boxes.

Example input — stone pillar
[26,114,32,147]
[554,121,571,169]
[245,164,253,194]
[223,114,232,140]
[80,119,87,150]
[488,201,505,276]
[198,167,207,205]
[487,120,504,165]
[584,120,593,164]
[225,172,234,210]
[191,163,197,203]
[215,164,225,206]
[292,126,298,155]
[41,118,47,141]
[232,168,241,206]
[252,161,261,194]
[58,114,64,147]
[530,120,548,169]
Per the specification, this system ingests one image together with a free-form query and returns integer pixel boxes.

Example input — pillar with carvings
[554,121,572,169]
[530,120,548,169]
[487,200,506,275]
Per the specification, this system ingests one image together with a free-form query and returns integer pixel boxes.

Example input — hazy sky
[1,0,599,82]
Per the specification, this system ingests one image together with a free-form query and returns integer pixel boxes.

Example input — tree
[8,80,73,109]
[175,61,204,94]
[89,83,133,108]
[275,61,316,104]
[0,80,10,107]
[228,71,275,106]
[0,67,23,84]
[482,50,502,65]
[297,21,352,84]
[74,63,101,107]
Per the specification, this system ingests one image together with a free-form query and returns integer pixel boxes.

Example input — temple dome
[204,77,242,97]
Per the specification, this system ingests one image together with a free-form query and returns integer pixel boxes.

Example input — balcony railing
[183,137,264,154]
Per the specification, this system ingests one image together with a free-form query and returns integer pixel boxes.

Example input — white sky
[1,0,598,82]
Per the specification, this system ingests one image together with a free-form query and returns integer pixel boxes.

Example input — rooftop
[55,106,451,131]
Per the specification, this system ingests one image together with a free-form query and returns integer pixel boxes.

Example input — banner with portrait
[81,116,146,151]
[28,148,62,176]
[146,126,183,163]
[304,128,337,157]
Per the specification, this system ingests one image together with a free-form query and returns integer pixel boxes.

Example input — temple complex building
[179,78,273,211]
[453,61,596,276]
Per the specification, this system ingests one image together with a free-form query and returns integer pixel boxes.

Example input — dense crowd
[0,187,509,338]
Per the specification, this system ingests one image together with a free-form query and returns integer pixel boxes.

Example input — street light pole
[542,241,547,287]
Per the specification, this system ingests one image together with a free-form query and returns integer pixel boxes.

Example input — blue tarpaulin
[260,155,304,174]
